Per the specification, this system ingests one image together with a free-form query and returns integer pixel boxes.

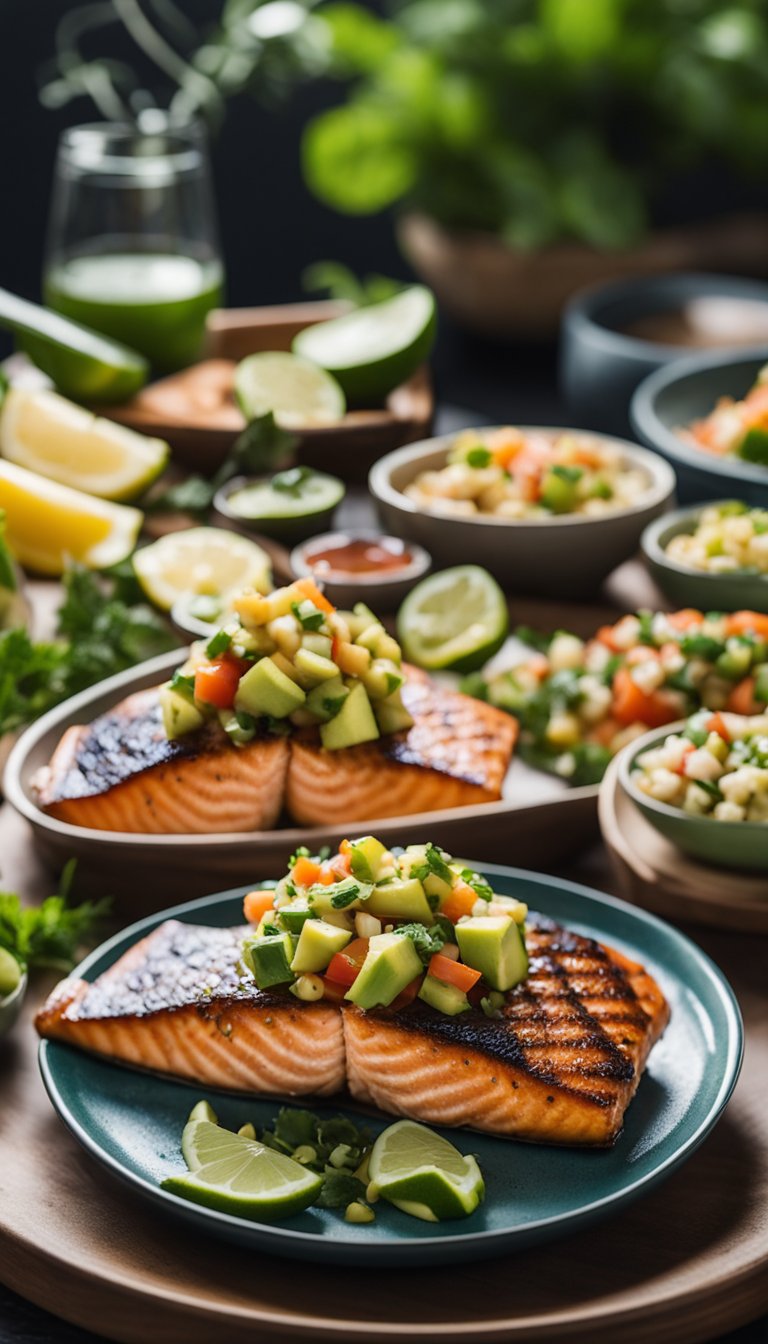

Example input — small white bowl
[369,428,676,598]
[290,530,431,610]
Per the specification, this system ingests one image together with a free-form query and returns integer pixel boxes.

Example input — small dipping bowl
[642,502,768,614]
[214,470,345,544]
[561,272,768,437]
[0,968,28,1038]
[290,530,431,610]
[618,723,768,872]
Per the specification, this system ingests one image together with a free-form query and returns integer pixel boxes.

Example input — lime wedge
[161,1119,323,1220]
[292,286,436,402]
[368,1119,484,1222]
[397,565,508,673]
[133,527,272,611]
[234,352,346,428]
[0,287,147,403]
[0,387,169,501]
[0,459,143,575]
[0,948,21,998]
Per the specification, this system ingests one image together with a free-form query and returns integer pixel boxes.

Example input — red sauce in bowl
[304,536,413,578]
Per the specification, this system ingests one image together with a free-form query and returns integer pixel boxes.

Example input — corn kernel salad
[633,710,768,822]
[682,363,768,464]
[463,608,768,786]
[665,502,768,574]
[403,428,650,520]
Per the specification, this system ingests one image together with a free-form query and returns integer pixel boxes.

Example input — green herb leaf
[291,600,326,631]
[205,629,232,658]
[460,868,493,902]
[271,466,311,496]
[314,1172,367,1209]
[392,921,446,964]
[0,860,110,972]
[466,446,492,468]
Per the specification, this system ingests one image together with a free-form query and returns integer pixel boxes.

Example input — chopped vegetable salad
[634,709,768,822]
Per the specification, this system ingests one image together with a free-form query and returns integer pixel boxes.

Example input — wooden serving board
[0,817,767,1344]
[599,756,768,934]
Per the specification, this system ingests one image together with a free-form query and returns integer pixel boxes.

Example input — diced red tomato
[707,712,731,742]
[726,676,761,716]
[671,740,696,775]
[725,611,768,640]
[324,937,369,987]
[428,954,482,993]
[243,889,276,925]
[292,856,324,887]
[319,976,348,1004]
[388,976,422,1011]
[611,667,680,729]
[294,576,334,614]
[193,658,242,709]
[440,884,477,925]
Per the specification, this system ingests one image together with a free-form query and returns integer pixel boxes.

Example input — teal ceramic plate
[39,866,743,1266]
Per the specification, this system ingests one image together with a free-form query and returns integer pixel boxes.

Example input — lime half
[0,387,169,501]
[161,1119,323,1220]
[0,948,21,998]
[397,565,508,673]
[234,351,346,428]
[368,1119,484,1222]
[292,286,436,403]
[133,527,272,611]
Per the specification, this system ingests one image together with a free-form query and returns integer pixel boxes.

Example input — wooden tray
[1,823,766,1344]
[599,755,768,934]
[104,301,434,478]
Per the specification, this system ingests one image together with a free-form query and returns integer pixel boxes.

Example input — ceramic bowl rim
[369,427,675,529]
[289,529,431,589]
[212,471,346,525]
[641,501,768,587]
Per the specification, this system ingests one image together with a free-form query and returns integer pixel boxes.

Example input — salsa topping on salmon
[241,835,530,1015]
[161,577,413,752]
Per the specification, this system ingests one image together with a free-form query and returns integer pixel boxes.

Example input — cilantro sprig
[0,860,110,973]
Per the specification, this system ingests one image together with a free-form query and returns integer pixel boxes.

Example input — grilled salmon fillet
[36,920,345,1096]
[33,688,290,834]
[344,919,669,1146]
[286,678,518,825]
[36,917,668,1145]
[34,676,517,833]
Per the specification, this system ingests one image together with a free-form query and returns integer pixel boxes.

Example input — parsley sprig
[0,860,110,972]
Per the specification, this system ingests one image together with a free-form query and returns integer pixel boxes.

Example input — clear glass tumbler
[44,119,224,373]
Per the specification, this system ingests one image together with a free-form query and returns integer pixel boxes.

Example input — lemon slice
[0,387,169,501]
[161,1119,323,1220]
[0,459,143,575]
[133,527,272,611]
[234,351,346,428]
[367,1119,485,1221]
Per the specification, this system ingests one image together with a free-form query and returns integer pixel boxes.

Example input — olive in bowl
[642,501,768,615]
[214,467,345,543]
[618,713,768,871]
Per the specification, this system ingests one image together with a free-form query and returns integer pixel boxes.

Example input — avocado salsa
[160,577,413,751]
[464,608,768,786]
[239,837,529,1016]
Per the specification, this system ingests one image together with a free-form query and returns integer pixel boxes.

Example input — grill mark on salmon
[287,680,517,825]
[36,916,668,1145]
[36,921,345,1097]
[33,689,290,834]
[33,676,517,833]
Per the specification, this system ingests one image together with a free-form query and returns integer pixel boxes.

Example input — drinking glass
[44,120,224,373]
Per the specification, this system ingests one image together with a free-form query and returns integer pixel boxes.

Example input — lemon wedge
[133,527,272,611]
[0,387,169,501]
[0,459,143,575]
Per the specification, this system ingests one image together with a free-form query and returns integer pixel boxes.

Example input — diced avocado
[423,871,453,904]
[540,465,582,514]
[455,916,528,992]
[241,931,295,989]
[349,835,388,882]
[235,656,306,719]
[362,658,405,701]
[345,932,422,1009]
[302,632,333,659]
[305,675,349,722]
[307,875,372,919]
[737,426,768,465]
[343,602,378,639]
[715,639,752,681]
[374,689,414,735]
[320,682,380,749]
[755,664,768,703]
[290,918,351,974]
[294,647,339,685]
[218,709,256,746]
[356,622,387,652]
[271,650,302,682]
[418,974,470,1015]
[160,684,206,740]
[276,898,313,933]
[366,877,433,923]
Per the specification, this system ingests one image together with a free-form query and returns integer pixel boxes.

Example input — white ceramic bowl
[369,428,676,598]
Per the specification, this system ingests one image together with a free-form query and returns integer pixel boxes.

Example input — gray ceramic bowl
[642,502,768,614]
[290,530,431,610]
[562,272,768,437]
[618,722,768,872]
[631,349,768,505]
[369,429,676,599]
[0,968,27,1037]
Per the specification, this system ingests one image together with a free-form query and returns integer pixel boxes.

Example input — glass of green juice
[43,119,224,374]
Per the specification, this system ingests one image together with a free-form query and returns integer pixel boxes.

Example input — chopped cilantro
[0,860,110,972]
[205,629,232,658]
[460,868,493,902]
[466,445,492,468]
[291,600,326,632]
[392,921,447,964]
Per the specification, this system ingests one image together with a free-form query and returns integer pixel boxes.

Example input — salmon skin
[36,916,668,1146]
[33,688,290,834]
[36,919,345,1097]
[287,677,518,825]
[34,677,517,834]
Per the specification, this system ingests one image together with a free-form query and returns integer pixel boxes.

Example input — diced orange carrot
[612,668,679,729]
[725,677,761,716]
[596,624,622,652]
[440,883,478,925]
[292,856,323,887]
[725,611,768,639]
[707,712,731,742]
[339,839,352,856]
[666,609,703,632]
[294,577,334,613]
[428,954,482,993]
[243,889,276,925]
